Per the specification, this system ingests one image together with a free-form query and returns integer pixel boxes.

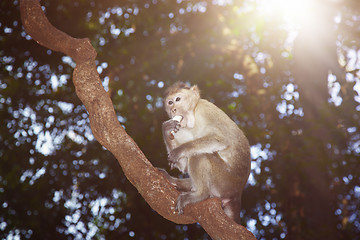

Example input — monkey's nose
[172,108,176,113]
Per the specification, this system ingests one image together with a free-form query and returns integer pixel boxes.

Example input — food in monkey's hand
[169,115,183,140]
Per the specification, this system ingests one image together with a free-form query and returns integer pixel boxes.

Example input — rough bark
[20,1,256,239]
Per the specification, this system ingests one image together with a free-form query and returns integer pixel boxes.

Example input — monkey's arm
[168,135,227,164]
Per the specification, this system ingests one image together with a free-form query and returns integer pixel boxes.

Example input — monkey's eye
[168,100,173,105]
[175,97,181,102]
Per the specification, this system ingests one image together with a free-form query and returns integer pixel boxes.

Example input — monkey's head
[164,82,200,128]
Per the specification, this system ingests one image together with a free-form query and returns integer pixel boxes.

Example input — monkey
[159,82,251,224]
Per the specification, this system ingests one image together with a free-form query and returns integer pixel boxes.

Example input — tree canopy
[1,0,359,239]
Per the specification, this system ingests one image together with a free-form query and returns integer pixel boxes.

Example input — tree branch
[20,1,255,239]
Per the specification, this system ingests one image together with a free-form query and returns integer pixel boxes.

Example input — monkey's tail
[222,196,241,224]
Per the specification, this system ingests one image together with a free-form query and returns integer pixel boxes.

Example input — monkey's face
[165,90,187,118]
[164,88,199,119]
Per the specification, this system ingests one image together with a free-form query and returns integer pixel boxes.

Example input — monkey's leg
[175,154,211,214]
[222,197,242,224]
[208,154,243,224]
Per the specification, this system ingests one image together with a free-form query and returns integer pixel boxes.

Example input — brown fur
[164,82,199,99]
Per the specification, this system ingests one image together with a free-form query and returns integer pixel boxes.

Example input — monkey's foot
[175,193,187,215]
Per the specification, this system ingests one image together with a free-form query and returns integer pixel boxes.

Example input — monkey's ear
[190,85,200,98]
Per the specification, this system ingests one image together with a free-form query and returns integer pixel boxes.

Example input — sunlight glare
[257,0,313,26]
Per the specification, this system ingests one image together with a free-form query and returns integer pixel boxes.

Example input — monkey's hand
[162,119,181,140]
[168,147,187,170]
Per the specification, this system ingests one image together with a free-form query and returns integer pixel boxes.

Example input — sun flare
[257,0,314,26]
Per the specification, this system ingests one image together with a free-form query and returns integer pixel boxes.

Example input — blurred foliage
[0,0,359,239]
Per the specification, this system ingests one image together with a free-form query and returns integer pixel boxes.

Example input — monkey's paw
[168,147,186,165]
[175,192,190,215]
[162,119,181,136]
